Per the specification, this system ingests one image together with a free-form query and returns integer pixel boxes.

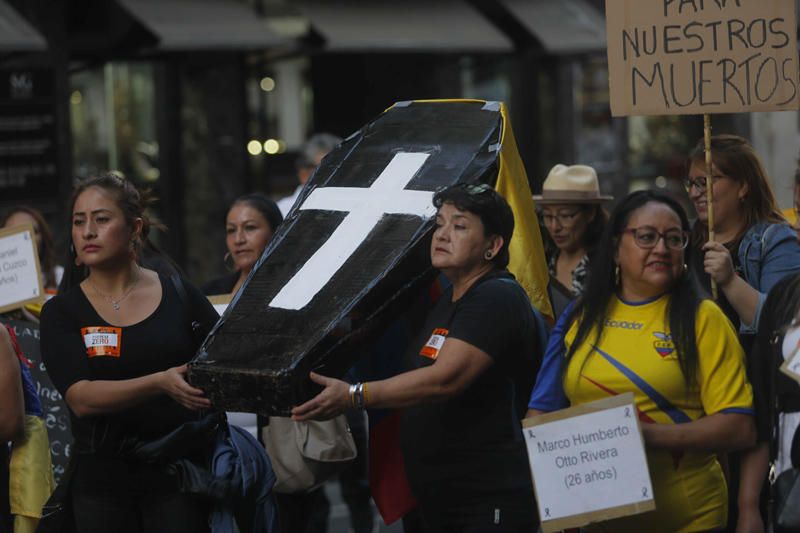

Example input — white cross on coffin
[269,151,435,310]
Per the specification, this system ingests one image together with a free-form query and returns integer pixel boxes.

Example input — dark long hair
[1,206,59,289]
[566,190,703,385]
[60,173,171,291]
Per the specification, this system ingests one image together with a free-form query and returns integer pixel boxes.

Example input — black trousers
[403,507,538,533]
[275,487,330,533]
[70,455,209,533]
[71,486,208,533]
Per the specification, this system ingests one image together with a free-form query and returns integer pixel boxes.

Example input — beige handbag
[261,415,357,494]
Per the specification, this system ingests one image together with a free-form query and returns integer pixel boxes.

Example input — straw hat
[533,164,614,204]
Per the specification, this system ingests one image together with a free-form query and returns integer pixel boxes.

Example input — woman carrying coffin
[39,174,220,532]
[528,190,755,532]
[292,183,543,532]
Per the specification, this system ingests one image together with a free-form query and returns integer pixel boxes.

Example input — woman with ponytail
[39,174,220,532]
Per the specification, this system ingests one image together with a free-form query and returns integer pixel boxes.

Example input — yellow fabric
[563,296,753,533]
[9,415,54,522]
[496,103,553,323]
[388,99,554,322]
[782,207,797,225]
[22,303,43,317]
[13,516,37,533]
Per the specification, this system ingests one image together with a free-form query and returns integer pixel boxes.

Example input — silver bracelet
[349,382,365,409]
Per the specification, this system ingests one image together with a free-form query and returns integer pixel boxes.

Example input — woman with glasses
[292,183,544,532]
[534,164,612,316]
[685,135,800,338]
[685,135,800,532]
[528,190,755,532]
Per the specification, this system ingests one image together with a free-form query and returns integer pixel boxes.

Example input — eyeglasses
[682,175,723,194]
[542,210,582,228]
[623,226,689,251]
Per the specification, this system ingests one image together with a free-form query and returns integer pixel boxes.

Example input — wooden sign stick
[703,113,717,300]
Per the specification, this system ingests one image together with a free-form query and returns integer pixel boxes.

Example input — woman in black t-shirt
[292,183,543,532]
[40,174,219,533]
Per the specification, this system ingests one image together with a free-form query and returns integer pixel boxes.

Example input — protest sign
[3,320,72,485]
[0,224,43,313]
[523,393,654,533]
[606,0,800,116]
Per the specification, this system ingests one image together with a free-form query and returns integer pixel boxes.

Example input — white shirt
[277,185,304,217]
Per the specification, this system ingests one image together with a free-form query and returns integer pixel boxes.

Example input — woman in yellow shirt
[528,190,756,532]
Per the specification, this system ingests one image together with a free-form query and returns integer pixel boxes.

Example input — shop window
[69,62,158,185]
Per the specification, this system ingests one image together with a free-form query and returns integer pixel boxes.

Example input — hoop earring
[484,250,493,261]
[615,264,620,285]
[224,251,235,272]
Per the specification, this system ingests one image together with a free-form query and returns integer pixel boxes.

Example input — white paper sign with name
[523,393,654,532]
[0,224,44,314]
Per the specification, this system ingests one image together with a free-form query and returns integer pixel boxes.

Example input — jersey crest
[652,332,675,358]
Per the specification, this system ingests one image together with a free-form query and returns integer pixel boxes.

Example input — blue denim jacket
[738,222,800,334]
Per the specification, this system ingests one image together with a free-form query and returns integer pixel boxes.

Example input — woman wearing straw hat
[534,164,612,315]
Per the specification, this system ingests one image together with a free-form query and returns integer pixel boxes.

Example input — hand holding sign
[0,224,44,314]
[523,393,654,533]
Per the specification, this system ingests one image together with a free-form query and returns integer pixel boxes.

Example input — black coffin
[188,100,504,415]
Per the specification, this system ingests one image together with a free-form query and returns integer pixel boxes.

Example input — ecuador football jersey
[533,295,753,533]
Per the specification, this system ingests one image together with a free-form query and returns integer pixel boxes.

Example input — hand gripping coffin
[188,100,505,415]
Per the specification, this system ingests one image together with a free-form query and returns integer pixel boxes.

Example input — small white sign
[780,325,800,383]
[523,393,654,532]
[0,224,43,313]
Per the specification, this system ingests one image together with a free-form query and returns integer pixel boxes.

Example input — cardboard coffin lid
[188,101,503,415]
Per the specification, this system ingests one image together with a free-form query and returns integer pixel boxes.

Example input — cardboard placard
[523,393,655,533]
[606,0,800,116]
[207,294,231,316]
[0,224,44,313]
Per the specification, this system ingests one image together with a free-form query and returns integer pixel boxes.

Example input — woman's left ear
[488,235,504,257]
[738,181,749,202]
[131,217,144,241]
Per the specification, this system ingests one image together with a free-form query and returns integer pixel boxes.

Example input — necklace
[87,268,141,310]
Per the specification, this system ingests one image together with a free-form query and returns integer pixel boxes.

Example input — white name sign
[0,224,43,314]
[523,393,654,532]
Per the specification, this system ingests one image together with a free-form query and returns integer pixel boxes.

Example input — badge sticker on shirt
[420,328,448,360]
[81,326,122,358]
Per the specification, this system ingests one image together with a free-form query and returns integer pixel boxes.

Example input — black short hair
[433,183,515,268]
